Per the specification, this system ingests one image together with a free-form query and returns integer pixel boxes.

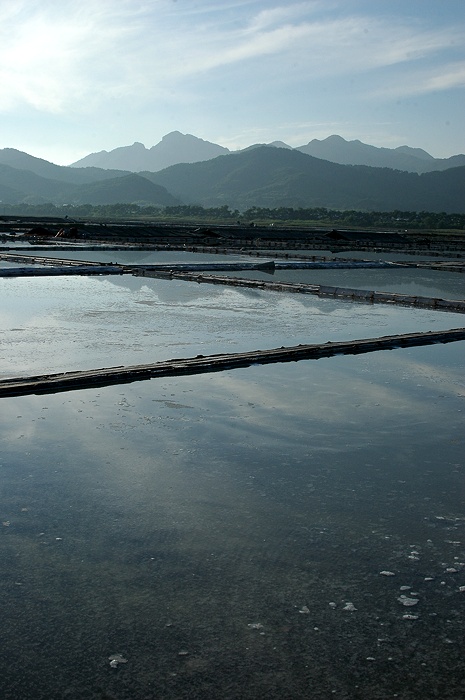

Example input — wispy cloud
[0,0,463,116]
[0,0,144,111]
[372,60,465,99]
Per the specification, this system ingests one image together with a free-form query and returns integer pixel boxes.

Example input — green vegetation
[1,202,465,231]
[236,206,465,230]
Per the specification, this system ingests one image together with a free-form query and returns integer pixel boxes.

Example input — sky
[0,0,464,165]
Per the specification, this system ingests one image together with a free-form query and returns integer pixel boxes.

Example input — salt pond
[0,342,464,699]
[213,266,465,300]
[11,247,465,299]
[0,273,464,378]
[0,260,464,699]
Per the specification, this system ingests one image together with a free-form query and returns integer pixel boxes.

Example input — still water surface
[221,267,465,300]
[10,247,465,300]
[0,273,464,378]
[0,261,464,699]
[0,343,464,699]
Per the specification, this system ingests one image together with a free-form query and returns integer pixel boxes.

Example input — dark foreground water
[0,340,464,699]
[1,256,464,699]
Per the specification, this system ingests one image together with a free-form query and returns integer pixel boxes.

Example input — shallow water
[5,247,464,299]
[217,267,465,300]
[8,248,252,264]
[0,342,464,699]
[299,249,464,262]
[0,257,465,699]
[1,274,463,378]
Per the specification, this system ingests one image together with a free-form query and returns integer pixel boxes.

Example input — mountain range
[0,152,179,207]
[142,147,465,212]
[0,132,464,213]
[71,131,465,174]
[71,131,229,172]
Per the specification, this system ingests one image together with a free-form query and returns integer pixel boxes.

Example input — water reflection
[1,250,464,698]
[0,343,464,699]
[14,248,252,265]
[11,247,464,299]
[218,266,465,300]
[1,275,464,379]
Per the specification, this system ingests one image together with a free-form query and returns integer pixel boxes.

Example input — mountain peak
[325,135,347,142]
[71,132,229,172]
[67,132,464,175]
[160,131,216,144]
[296,135,444,173]
[268,140,292,149]
[0,141,464,211]
[161,131,184,141]
[394,145,434,161]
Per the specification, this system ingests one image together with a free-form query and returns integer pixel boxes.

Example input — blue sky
[0,0,463,164]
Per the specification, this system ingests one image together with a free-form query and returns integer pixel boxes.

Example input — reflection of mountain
[77,251,169,265]
[92,273,153,293]
[92,272,226,304]
[245,267,463,300]
[87,260,464,310]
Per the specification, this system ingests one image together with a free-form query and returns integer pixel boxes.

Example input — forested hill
[0,145,464,213]
[144,146,465,213]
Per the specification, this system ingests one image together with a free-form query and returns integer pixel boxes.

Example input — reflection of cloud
[0,310,20,325]
[93,272,226,304]
[199,348,465,447]
[387,352,465,398]
[1,270,463,385]
[0,387,281,550]
[202,366,373,443]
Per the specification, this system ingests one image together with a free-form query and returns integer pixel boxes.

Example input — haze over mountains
[142,147,465,213]
[297,135,465,174]
[71,132,229,172]
[0,132,464,213]
[71,131,465,174]
[0,155,178,207]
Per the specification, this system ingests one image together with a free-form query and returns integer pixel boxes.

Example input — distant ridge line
[69,132,465,174]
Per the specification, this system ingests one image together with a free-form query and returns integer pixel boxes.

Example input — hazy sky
[0,0,463,164]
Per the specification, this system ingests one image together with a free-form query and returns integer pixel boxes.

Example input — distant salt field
[12,247,465,299]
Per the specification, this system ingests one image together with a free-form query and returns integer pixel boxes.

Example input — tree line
[1,202,464,230]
